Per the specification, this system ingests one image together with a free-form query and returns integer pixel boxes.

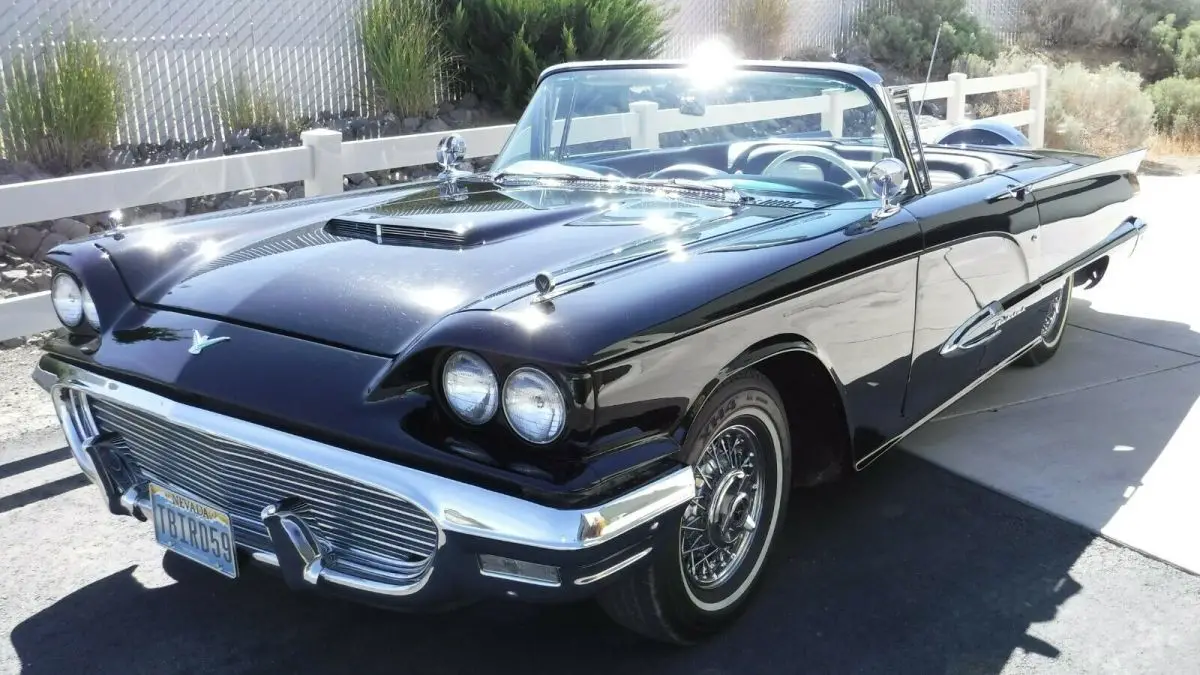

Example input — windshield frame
[491,60,925,203]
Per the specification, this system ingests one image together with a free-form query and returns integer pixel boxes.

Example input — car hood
[101,180,789,356]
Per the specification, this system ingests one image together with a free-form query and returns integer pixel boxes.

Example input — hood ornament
[188,330,230,355]
[436,134,470,202]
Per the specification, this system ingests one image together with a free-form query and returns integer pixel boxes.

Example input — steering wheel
[760,147,872,197]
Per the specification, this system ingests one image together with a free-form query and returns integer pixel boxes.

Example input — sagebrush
[360,0,448,117]
[726,0,790,60]
[439,0,669,114]
[852,0,998,81]
[966,52,1154,155]
[1,28,123,173]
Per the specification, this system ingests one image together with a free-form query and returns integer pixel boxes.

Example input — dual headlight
[441,350,566,445]
[51,273,100,330]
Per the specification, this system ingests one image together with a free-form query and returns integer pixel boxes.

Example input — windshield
[491,66,903,205]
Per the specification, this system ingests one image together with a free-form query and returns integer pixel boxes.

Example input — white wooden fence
[0,66,1048,342]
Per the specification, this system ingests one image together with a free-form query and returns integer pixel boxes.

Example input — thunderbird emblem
[188,330,230,355]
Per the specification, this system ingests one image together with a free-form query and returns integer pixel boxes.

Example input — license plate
[149,483,238,579]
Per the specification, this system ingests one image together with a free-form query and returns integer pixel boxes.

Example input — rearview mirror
[868,158,909,219]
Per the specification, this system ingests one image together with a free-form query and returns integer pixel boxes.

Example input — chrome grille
[85,395,438,583]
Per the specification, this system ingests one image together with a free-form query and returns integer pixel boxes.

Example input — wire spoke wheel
[1041,289,1064,340]
[680,423,765,591]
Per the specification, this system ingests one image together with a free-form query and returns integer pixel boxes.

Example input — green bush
[440,0,669,115]
[212,73,288,132]
[1148,75,1200,138]
[1,27,123,173]
[360,0,447,117]
[1153,15,1200,78]
[852,0,998,80]
[726,0,790,60]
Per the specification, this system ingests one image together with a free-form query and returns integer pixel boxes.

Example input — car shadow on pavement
[11,451,1094,675]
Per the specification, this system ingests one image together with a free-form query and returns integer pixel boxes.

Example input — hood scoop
[327,217,469,248]
[325,193,603,249]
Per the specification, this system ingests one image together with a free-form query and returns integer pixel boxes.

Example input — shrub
[440,0,669,115]
[964,55,1154,155]
[1,27,123,173]
[1045,63,1154,155]
[212,74,287,133]
[1153,15,1200,78]
[359,0,447,117]
[725,0,790,60]
[1148,75,1200,139]
[852,0,998,81]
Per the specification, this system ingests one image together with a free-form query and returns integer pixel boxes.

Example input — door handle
[940,301,1005,356]
[987,184,1028,203]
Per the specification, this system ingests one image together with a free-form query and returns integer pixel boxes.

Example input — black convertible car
[33,60,1146,643]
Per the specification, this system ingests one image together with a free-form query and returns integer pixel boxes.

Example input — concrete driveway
[906,175,1200,574]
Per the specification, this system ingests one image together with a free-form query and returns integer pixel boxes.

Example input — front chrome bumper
[34,357,694,606]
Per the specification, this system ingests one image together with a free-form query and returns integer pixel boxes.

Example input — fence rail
[0,67,1048,342]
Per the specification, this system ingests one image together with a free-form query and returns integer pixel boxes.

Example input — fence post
[303,129,344,196]
[821,88,844,137]
[1029,64,1049,149]
[629,101,660,150]
[946,72,968,126]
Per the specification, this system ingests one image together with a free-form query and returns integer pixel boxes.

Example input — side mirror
[867,158,909,219]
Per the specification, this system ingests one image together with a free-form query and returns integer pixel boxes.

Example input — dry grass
[1150,132,1200,158]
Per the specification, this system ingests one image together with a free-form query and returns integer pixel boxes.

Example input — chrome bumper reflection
[35,357,695,598]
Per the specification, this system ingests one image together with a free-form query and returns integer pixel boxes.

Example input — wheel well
[751,350,852,487]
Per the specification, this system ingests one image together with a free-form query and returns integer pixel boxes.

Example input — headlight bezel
[50,273,85,328]
[81,285,101,330]
[502,366,568,445]
[434,348,578,448]
[440,349,501,425]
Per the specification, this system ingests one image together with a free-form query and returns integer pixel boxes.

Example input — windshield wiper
[488,172,746,205]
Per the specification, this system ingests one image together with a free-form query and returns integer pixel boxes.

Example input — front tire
[597,370,791,644]
[1014,275,1074,368]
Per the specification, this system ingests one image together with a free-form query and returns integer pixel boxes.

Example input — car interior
[566,135,1032,198]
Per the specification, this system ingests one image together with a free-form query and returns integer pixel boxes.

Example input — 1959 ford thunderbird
[33,59,1147,643]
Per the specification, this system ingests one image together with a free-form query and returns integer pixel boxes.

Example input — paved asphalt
[2,422,1198,675]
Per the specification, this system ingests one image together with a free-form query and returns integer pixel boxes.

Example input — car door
[900,172,1042,422]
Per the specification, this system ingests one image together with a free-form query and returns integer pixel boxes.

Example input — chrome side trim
[36,358,695,551]
[574,547,653,586]
[855,335,1043,471]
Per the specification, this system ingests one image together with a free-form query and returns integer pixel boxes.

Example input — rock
[157,199,188,219]
[8,226,46,260]
[402,117,422,133]
[0,336,26,349]
[34,232,67,261]
[421,118,450,134]
[13,161,50,181]
[1,269,28,282]
[459,93,479,110]
[219,187,287,210]
[0,173,24,186]
[438,100,456,115]
[51,218,92,240]
[185,144,221,162]
[286,185,305,200]
[346,172,370,186]
[449,109,474,125]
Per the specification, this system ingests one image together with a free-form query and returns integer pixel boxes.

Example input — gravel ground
[2,445,1198,675]
[0,345,55,446]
